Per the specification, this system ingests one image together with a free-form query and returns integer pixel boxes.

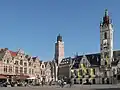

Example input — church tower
[54,34,64,65]
[100,9,114,83]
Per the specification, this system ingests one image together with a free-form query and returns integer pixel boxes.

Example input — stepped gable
[32,56,37,62]
[72,56,83,69]
[71,50,120,69]
[9,50,17,57]
[72,53,100,69]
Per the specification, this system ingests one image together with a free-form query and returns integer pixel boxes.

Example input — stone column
[55,66,58,81]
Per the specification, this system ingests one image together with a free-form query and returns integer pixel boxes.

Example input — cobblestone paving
[0,85,120,90]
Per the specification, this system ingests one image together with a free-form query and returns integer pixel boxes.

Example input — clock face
[103,39,107,47]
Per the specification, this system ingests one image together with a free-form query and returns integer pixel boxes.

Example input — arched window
[104,32,107,39]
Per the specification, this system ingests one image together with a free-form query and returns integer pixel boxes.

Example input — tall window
[9,66,12,73]
[7,59,9,64]
[20,60,23,65]
[42,65,44,68]
[79,69,82,76]
[93,69,95,75]
[29,62,31,66]
[32,69,34,74]
[29,68,31,74]
[105,61,107,65]
[104,32,107,39]
[43,71,45,75]
[86,69,89,75]
[24,68,27,74]
[15,67,18,74]
[4,66,7,72]
[20,67,23,74]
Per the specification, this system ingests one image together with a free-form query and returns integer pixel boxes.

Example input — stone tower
[100,9,114,84]
[54,34,64,65]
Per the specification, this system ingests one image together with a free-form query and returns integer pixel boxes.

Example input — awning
[27,77,36,79]
[0,75,7,79]
[16,75,29,80]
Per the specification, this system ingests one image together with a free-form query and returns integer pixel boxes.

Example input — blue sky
[0,0,120,60]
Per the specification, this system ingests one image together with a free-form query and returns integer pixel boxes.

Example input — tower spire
[57,33,62,42]
[102,9,111,25]
[105,9,108,16]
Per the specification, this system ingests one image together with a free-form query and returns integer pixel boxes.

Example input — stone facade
[0,48,52,84]
[59,51,120,84]
[55,34,64,65]
[100,9,114,84]
[54,34,65,81]
[57,10,120,84]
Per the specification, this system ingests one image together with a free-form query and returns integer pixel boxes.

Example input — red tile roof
[9,50,17,57]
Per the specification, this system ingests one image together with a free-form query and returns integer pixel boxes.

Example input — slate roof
[60,50,120,69]
[86,53,100,66]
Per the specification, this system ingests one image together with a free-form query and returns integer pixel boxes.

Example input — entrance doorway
[80,79,82,84]
[93,79,96,84]
[102,78,104,84]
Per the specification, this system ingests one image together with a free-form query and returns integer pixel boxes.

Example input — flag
[78,70,80,79]
[81,64,87,74]
[90,68,94,80]
[71,70,74,73]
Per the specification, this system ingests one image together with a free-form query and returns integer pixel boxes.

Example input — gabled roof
[72,56,82,69]
[9,50,17,57]
[72,50,120,69]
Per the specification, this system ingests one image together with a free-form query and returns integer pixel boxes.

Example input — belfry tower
[100,9,114,84]
[54,34,64,81]
[55,34,64,65]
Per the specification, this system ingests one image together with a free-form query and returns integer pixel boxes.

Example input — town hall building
[55,9,120,84]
